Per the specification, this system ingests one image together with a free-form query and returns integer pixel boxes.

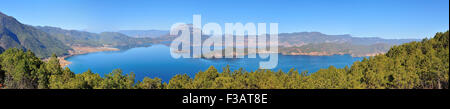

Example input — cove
[66,44,364,83]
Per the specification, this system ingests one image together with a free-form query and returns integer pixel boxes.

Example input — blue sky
[0,0,448,39]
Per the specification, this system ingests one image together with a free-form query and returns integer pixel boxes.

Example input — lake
[66,45,364,82]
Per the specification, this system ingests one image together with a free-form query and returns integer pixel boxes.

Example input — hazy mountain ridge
[277,32,420,56]
[118,30,169,38]
[35,26,156,49]
[278,32,418,46]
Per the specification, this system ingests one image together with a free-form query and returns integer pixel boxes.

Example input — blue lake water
[66,45,364,82]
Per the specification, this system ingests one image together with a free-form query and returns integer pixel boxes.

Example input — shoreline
[280,52,384,57]
[51,46,121,67]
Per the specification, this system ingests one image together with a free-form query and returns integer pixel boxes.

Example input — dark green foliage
[137,77,163,89]
[383,31,449,89]
[192,66,219,89]
[0,31,447,89]
[76,69,103,89]
[100,69,135,89]
[0,48,45,89]
[167,74,192,89]
[0,65,3,86]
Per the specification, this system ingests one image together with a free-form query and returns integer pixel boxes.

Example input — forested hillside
[0,31,447,89]
[0,12,71,58]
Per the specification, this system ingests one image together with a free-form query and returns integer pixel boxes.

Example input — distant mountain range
[35,26,154,49]
[277,32,419,56]
[278,32,417,46]
[0,11,421,58]
[118,30,169,38]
